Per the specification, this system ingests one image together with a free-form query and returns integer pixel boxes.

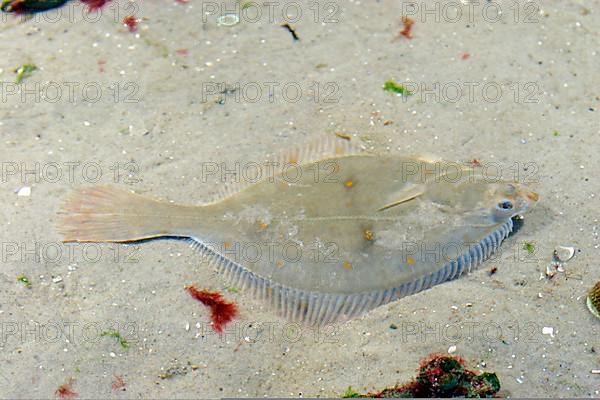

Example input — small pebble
[448,345,457,354]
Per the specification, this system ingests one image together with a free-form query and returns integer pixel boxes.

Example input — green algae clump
[383,80,413,96]
[2,0,68,14]
[345,354,500,398]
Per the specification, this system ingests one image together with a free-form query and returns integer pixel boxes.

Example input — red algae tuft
[80,0,113,10]
[55,378,77,399]
[186,285,239,333]
[111,375,126,391]
[398,16,415,39]
[123,15,137,32]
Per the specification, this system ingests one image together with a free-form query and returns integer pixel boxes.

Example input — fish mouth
[510,215,525,235]
[516,186,540,208]
[526,191,540,202]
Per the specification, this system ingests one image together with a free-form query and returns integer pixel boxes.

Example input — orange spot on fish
[223,241,232,250]
[527,191,539,201]
[186,286,238,333]
[460,52,471,60]
[343,261,353,270]
[363,229,374,241]
[344,179,354,188]
[407,256,415,266]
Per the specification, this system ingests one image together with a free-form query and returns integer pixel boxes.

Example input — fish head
[425,173,539,221]
[484,181,539,221]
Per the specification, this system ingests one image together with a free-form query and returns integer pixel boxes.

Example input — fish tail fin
[57,185,191,242]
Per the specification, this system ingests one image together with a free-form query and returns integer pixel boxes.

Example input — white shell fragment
[554,246,575,262]
[542,326,555,337]
[16,186,31,196]
[217,13,240,26]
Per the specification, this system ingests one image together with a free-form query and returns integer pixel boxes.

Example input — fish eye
[498,201,513,210]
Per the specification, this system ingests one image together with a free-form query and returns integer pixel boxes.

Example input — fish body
[58,138,538,325]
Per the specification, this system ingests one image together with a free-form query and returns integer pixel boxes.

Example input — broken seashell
[587,281,600,320]
[545,264,558,278]
[217,13,240,26]
[553,246,575,262]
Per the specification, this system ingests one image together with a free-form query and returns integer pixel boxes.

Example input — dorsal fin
[275,134,365,166]
[406,153,476,181]
[205,135,367,204]
[408,152,443,164]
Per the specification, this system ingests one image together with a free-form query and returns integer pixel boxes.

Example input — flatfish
[57,137,539,325]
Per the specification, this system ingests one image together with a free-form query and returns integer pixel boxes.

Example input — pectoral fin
[377,184,425,212]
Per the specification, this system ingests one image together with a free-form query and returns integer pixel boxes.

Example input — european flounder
[58,137,539,325]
